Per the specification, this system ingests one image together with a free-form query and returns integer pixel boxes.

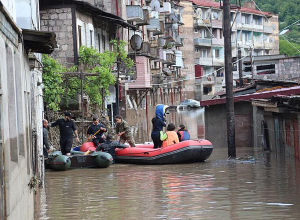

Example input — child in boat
[177,124,190,142]
[160,123,179,147]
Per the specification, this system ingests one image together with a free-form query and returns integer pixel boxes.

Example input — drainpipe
[71,7,78,65]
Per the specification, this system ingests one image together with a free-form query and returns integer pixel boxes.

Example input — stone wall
[40,8,75,67]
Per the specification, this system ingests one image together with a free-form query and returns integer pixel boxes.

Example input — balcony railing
[212,38,224,46]
[147,18,163,35]
[175,36,184,47]
[126,5,144,22]
[194,19,211,27]
[136,9,150,26]
[254,41,264,49]
[195,57,213,66]
[264,42,274,49]
[264,25,274,34]
[212,19,222,28]
[128,42,151,55]
[194,38,211,46]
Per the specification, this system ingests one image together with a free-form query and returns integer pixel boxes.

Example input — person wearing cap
[115,115,136,147]
[177,124,190,142]
[87,116,107,147]
[50,112,80,155]
[96,134,128,163]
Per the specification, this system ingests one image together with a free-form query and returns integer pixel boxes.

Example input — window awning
[22,29,57,54]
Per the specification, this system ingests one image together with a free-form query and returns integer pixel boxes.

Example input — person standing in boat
[151,104,167,148]
[115,115,136,147]
[43,119,50,158]
[87,116,107,148]
[96,134,128,162]
[160,123,179,147]
[50,112,80,156]
[177,124,190,142]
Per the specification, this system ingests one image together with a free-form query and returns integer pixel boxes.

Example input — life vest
[162,131,179,148]
[178,130,190,141]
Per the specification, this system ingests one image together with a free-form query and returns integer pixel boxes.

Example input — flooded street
[38,109,300,219]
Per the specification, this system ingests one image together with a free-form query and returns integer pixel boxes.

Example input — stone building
[0,0,56,219]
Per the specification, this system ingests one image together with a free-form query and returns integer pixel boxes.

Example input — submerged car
[179,99,201,108]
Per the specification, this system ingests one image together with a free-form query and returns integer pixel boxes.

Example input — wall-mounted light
[37,81,45,90]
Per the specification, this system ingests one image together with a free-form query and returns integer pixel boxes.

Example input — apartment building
[124,0,185,111]
[181,0,279,100]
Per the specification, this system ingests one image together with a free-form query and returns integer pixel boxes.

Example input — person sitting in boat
[115,115,136,147]
[87,116,107,148]
[151,104,167,148]
[160,123,179,147]
[177,124,190,142]
[96,134,128,162]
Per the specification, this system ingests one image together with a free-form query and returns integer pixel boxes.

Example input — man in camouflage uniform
[115,115,136,147]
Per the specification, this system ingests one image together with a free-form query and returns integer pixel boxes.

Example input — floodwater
[37,109,300,220]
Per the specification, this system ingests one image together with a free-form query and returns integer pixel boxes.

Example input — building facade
[181,0,279,101]
[0,0,56,219]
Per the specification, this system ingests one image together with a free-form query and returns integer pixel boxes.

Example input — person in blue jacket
[151,104,168,148]
[177,124,190,142]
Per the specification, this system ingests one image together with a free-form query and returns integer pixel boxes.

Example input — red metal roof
[200,86,300,107]
[187,0,273,17]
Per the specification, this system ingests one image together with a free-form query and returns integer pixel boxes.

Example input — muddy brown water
[38,109,300,220]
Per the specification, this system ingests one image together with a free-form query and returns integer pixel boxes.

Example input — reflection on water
[39,148,300,220]
[38,109,300,219]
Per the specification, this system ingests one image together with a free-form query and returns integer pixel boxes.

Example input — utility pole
[238,48,243,87]
[223,0,236,158]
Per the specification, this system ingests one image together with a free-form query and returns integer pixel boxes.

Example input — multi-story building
[181,0,279,100]
[0,0,57,219]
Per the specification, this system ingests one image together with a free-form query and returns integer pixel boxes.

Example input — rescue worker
[51,112,79,155]
[151,104,167,148]
[160,123,179,147]
[115,115,136,147]
[87,116,107,147]
[96,134,128,162]
[177,124,190,142]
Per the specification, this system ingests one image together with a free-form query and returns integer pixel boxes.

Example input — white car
[179,99,201,108]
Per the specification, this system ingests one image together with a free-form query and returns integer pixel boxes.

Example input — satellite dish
[169,14,178,23]
[269,37,274,43]
[212,12,218,20]
[130,34,143,51]
[150,0,160,12]
[196,8,202,19]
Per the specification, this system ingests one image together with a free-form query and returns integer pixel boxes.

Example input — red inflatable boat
[79,139,213,165]
[115,139,213,165]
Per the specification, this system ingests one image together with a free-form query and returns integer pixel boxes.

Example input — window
[98,33,101,52]
[90,30,93,46]
[201,49,207,57]
[102,34,106,50]
[201,29,206,38]
[194,28,198,33]
[215,49,220,58]
[78,26,82,48]
[195,47,199,53]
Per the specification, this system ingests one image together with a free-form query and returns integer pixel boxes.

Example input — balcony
[194,38,211,46]
[195,57,213,66]
[136,9,150,26]
[212,19,222,28]
[254,41,264,49]
[252,24,263,32]
[150,46,159,59]
[126,5,144,22]
[212,38,224,46]
[213,58,224,66]
[194,18,211,27]
[128,42,151,55]
[264,42,274,49]
[175,36,184,47]
[147,18,163,35]
[264,25,274,34]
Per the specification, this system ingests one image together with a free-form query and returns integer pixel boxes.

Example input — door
[235,114,252,147]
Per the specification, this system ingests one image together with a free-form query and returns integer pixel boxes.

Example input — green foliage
[42,55,64,111]
[279,38,300,56]
[42,40,134,110]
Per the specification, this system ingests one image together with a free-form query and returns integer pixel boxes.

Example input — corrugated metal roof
[187,0,273,17]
